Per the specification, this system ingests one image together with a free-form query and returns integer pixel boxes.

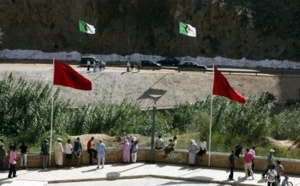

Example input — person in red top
[87,137,97,165]
[244,148,254,179]
[8,145,17,178]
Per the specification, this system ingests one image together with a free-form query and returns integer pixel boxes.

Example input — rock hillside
[0,0,300,61]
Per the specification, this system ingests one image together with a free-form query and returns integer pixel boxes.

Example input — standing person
[197,139,207,157]
[130,61,134,71]
[188,140,198,166]
[96,139,106,169]
[0,139,6,171]
[19,141,28,169]
[73,137,82,167]
[130,137,139,163]
[266,165,277,186]
[8,145,17,178]
[137,61,141,72]
[235,143,243,158]
[244,148,254,179]
[262,149,275,178]
[275,160,284,185]
[122,139,131,163]
[65,139,73,167]
[228,150,235,181]
[155,135,164,149]
[40,139,49,169]
[126,61,130,72]
[87,137,97,165]
[93,61,96,73]
[54,138,64,168]
[248,146,256,176]
[87,60,91,72]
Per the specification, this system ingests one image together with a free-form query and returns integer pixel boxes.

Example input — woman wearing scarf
[122,138,131,163]
[188,140,198,166]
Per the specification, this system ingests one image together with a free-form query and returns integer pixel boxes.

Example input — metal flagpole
[49,58,55,166]
[208,65,215,167]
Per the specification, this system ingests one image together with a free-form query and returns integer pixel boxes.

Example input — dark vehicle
[178,61,207,72]
[156,57,180,66]
[140,60,162,70]
[80,56,106,68]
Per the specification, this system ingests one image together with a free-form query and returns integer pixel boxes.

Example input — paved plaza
[0,163,299,186]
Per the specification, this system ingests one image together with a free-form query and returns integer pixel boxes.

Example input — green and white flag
[79,20,96,34]
[179,22,196,37]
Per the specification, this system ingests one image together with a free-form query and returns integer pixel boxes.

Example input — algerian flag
[179,22,196,37]
[79,20,96,34]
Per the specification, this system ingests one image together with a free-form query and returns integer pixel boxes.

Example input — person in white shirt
[197,139,207,157]
[65,139,73,167]
[155,135,164,149]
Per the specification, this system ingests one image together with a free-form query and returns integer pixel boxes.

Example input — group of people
[41,137,106,170]
[122,136,139,163]
[0,139,28,179]
[153,135,207,166]
[87,60,105,72]
[229,144,285,186]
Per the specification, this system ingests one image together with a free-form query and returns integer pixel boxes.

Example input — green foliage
[269,109,300,140]
[0,76,300,159]
[0,74,70,145]
[0,28,2,46]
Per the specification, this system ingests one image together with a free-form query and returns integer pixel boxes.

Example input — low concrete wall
[3,148,300,175]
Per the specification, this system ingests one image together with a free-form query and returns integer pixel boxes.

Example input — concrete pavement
[0,163,299,186]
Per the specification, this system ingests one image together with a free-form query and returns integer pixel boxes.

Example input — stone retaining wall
[3,148,299,175]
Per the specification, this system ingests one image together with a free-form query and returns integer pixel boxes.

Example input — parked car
[156,57,180,66]
[178,61,207,72]
[140,60,162,70]
[79,56,106,68]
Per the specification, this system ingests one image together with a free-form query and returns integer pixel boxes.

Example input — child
[8,145,17,178]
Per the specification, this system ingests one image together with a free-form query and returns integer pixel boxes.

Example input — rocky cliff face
[0,0,300,61]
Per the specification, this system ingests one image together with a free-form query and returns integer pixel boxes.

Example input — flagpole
[50,58,55,167]
[208,65,215,167]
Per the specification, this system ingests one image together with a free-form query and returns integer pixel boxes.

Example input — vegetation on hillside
[0,28,3,46]
[0,75,299,158]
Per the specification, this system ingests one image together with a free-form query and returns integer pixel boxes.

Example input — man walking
[262,149,275,178]
[244,148,254,179]
[97,139,106,169]
[87,137,97,165]
[228,150,235,180]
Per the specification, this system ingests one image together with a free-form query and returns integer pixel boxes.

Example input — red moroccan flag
[53,60,92,91]
[213,66,246,104]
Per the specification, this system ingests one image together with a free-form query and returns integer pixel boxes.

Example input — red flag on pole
[213,66,246,104]
[53,60,92,91]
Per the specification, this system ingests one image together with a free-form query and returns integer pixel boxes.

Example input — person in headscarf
[54,138,64,168]
[130,136,139,163]
[122,138,131,163]
[188,140,198,166]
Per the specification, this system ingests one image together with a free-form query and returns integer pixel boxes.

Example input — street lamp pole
[148,94,162,163]
[150,100,157,163]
